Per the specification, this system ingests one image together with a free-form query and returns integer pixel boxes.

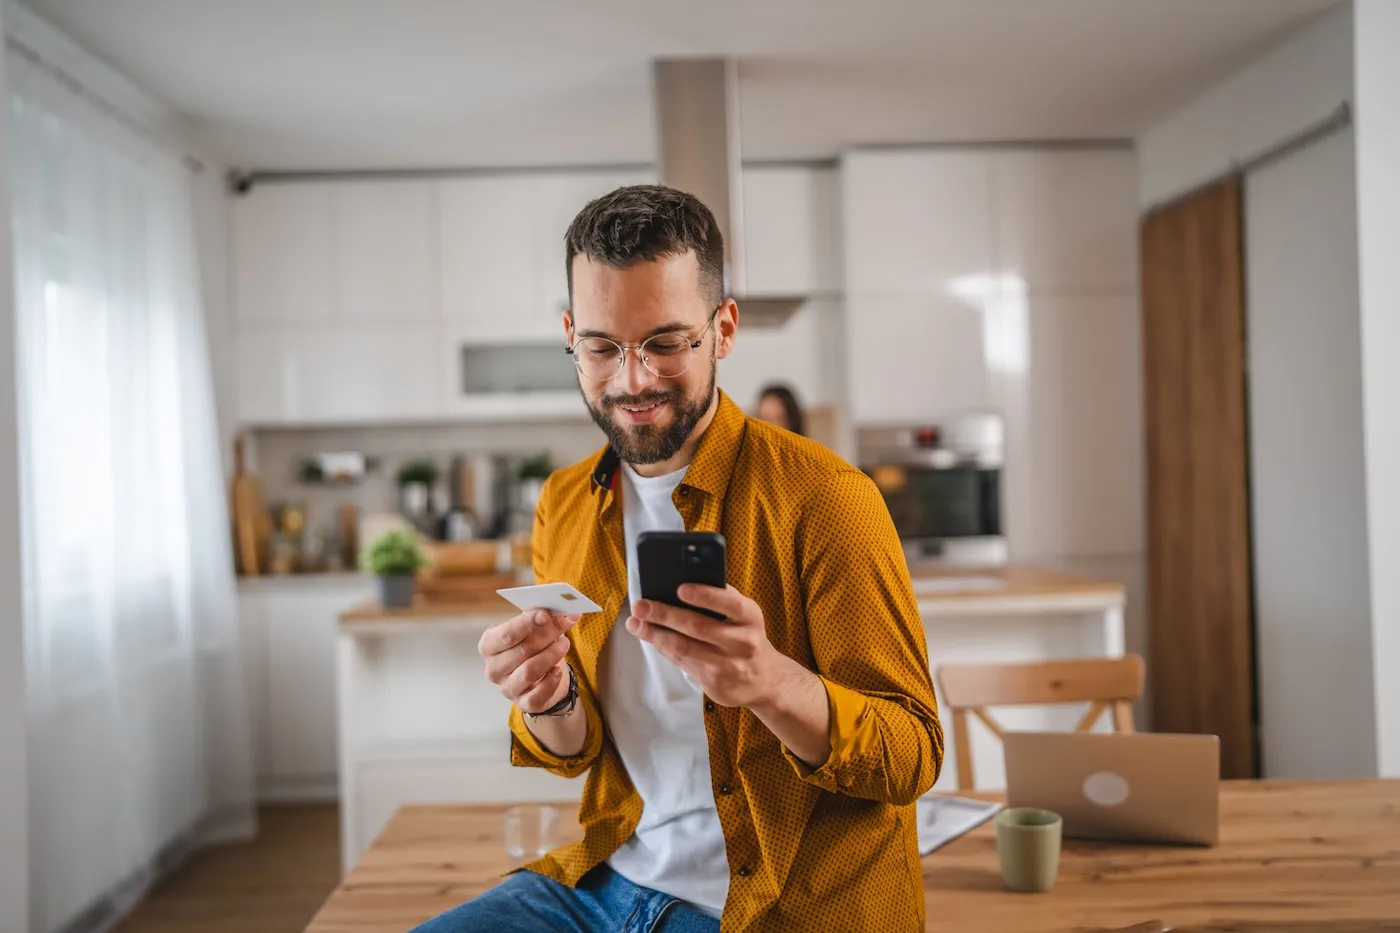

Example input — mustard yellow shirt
[510,391,944,932]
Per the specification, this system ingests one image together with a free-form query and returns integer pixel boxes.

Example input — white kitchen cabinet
[719,298,843,409]
[238,325,442,425]
[440,170,649,344]
[845,293,991,425]
[265,588,342,792]
[839,147,1139,432]
[239,579,373,801]
[439,176,541,341]
[236,180,438,328]
[232,167,853,427]
[992,151,1138,294]
[842,151,994,295]
[233,182,335,326]
[237,589,270,780]
[740,165,841,295]
[995,292,1143,559]
[235,329,287,426]
[535,169,653,317]
[332,180,439,324]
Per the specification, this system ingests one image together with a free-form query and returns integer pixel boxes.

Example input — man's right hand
[478,610,581,714]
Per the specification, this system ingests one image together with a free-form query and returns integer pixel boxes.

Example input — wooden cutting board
[230,435,267,576]
[415,572,518,604]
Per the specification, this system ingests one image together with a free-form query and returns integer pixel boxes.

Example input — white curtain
[8,42,255,933]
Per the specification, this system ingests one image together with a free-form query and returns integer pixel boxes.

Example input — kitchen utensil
[338,504,360,570]
[231,436,267,576]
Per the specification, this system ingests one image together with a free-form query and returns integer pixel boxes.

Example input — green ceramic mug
[995,807,1063,892]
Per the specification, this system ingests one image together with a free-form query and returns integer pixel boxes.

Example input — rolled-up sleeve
[508,680,604,778]
[505,474,604,778]
[783,469,944,805]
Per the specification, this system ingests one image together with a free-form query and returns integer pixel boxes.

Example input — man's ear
[715,299,739,361]
[562,309,574,342]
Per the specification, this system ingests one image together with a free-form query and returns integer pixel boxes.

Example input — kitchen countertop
[340,593,507,623]
[238,572,372,590]
[338,563,1125,631]
[907,563,1122,599]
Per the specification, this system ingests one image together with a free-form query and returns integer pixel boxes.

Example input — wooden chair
[934,654,1146,789]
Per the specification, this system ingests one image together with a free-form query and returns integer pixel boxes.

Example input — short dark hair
[564,184,725,307]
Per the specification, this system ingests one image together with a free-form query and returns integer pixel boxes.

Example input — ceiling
[22,0,1342,171]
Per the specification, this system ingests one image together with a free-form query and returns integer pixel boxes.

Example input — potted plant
[516,453,553,512]
[362,529,426,609]
[396,459,440,520]
[297,457,326,485]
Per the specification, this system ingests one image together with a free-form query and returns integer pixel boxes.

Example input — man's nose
[613,348,656,396]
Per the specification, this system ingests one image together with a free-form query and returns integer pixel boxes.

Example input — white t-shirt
[598,461,730,918]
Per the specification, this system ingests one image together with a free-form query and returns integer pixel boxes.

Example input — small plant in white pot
[363,529,426,609]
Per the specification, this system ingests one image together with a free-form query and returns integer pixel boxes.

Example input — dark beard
[583,357,717,466]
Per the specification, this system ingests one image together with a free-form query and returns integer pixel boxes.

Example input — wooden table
[306,779,1400,932]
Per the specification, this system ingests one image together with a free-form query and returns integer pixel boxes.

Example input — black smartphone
[636,531,728,620]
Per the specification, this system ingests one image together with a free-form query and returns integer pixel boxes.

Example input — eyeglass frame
[564,305,723,382]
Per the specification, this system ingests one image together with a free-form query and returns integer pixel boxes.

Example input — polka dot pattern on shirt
[508,390,944,932]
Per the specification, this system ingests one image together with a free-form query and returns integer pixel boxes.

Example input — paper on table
[916,793,1003,856]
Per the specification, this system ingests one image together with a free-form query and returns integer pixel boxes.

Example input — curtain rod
[4,35,205,175]
[1144,102,1352,216]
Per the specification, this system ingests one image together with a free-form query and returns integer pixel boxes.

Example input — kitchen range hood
[653,58,807,327]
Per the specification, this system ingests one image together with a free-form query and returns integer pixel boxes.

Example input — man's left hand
[627,584,794,710]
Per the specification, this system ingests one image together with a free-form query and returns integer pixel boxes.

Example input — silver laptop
[1003,731,1220,846]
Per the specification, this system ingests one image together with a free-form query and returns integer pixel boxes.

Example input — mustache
[600,389,678,410]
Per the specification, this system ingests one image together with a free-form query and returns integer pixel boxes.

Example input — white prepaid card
[496,582,603,616]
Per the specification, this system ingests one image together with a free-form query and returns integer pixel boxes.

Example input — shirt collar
[590,389,747,500]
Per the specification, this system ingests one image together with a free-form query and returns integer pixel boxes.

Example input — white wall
[1137,4,1353,208]
[0,5,30,931]
[1246,127,1376,779]
[1353,0,1400,778]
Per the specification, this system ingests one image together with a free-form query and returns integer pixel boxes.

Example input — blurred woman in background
[756,383,806,436]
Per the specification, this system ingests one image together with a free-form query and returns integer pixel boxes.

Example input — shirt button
[704,701,716,713]
[678,487,689,497]
[719,782,733,795]
[737,866,751,878]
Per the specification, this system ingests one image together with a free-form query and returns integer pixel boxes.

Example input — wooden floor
[114,805,340,933]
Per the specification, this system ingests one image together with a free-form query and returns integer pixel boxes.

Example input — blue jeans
[408,864,721,933]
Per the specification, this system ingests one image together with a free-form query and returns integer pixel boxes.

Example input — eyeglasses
[566,308,720,382]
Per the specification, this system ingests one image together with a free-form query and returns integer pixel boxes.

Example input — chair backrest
[934,654,1146,789]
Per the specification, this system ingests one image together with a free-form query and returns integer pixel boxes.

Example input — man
[414,185,942,933]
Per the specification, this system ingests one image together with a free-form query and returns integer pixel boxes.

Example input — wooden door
[1140,178,1258,778]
